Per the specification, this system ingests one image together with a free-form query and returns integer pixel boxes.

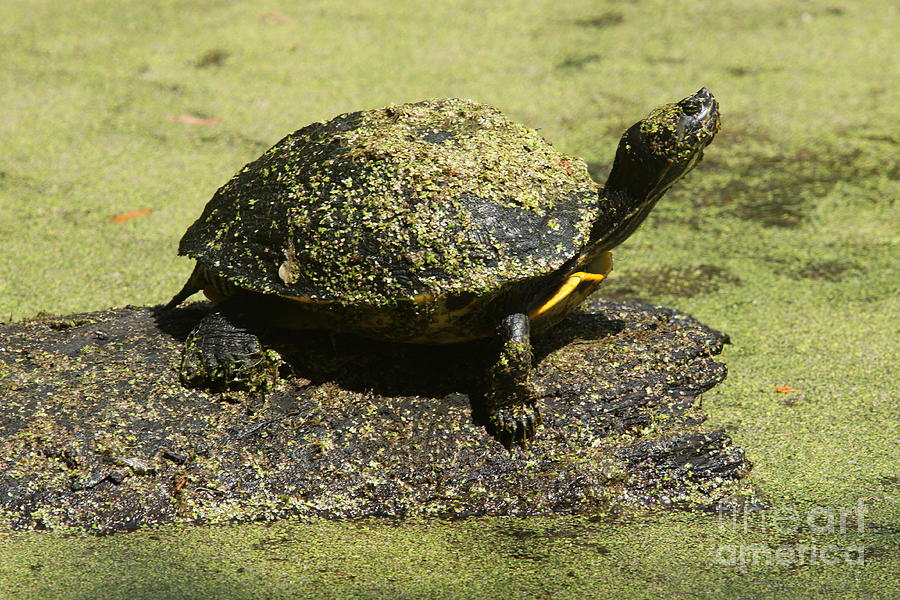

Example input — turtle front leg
[483,312,541,449]
[180,306,282,393]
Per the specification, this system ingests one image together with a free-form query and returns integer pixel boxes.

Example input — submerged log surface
[0,298,749,532]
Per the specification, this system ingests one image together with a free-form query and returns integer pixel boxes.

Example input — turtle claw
[487,404,542,450]
[180,312,281,392]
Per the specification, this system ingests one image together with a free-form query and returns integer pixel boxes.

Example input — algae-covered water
[1,0,897,598]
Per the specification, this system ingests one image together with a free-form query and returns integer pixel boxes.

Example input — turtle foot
[486,404,542,450]
[180,312,281,392]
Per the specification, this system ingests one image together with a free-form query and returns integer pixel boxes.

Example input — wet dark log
[0,298,749,532]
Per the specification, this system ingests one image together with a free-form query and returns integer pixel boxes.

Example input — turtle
[166,88,720,449]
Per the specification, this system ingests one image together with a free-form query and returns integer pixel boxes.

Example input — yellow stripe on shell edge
[283,294,335,304]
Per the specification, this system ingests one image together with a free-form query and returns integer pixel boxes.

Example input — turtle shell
[179,99,600,307]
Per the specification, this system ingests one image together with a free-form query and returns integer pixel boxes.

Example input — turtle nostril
[696,87,711,99]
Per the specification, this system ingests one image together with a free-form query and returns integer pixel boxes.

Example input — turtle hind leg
[180,302,282,392]
[482,312,542,449]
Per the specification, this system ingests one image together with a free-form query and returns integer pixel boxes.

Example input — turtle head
[611,87,719,197]
[592,88,719,247]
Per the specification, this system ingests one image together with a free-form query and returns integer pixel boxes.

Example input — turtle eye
[682,101,701,116]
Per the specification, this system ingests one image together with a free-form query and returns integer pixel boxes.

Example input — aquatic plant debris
[109,209,152,224]
[775,385,801,394]
[166,113,222,126]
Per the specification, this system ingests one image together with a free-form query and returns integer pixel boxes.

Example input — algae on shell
[177,99,600,307]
